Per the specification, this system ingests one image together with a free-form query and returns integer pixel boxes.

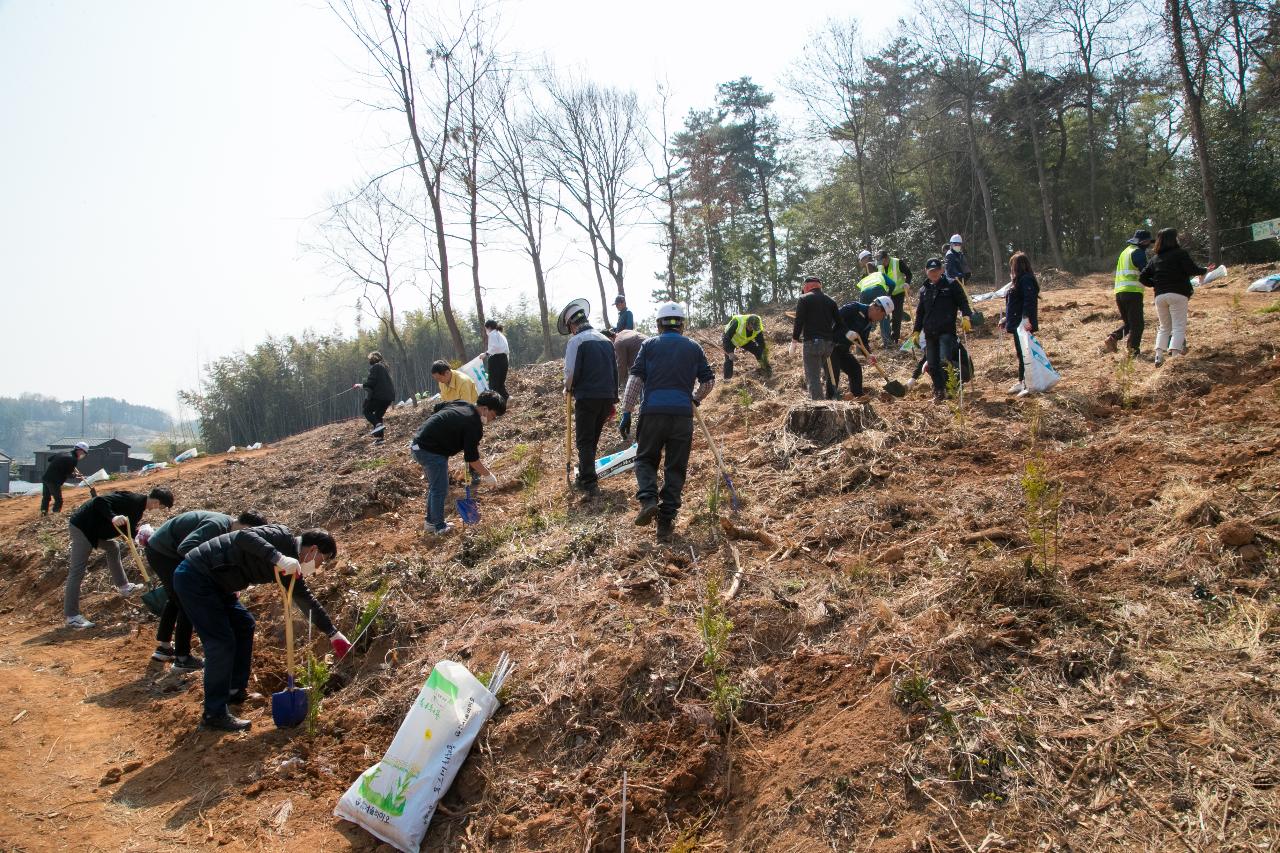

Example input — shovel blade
[141,586,169,617]
[883,380,908,398]
[457,498,480,524]
[271,687,310,728]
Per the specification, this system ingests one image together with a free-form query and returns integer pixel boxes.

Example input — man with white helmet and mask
[618,302,715,542]
[831,295,895,398]
[944,234,972,287]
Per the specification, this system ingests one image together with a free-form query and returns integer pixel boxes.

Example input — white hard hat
[949,234,963,245]
[556,298,591,335]
[74,441,90,453]
[656,301,687,324]
[872,295,894,316]
[858,249,873,262]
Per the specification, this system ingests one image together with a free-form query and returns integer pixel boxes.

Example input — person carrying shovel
[355,351,396,444]
[410,391,505,535]
[63,486,174,630]
[833,295,894,398]
[145,509,268,672]
[619,301,715,543]
[173,525,351,732]
[910,257,973,404]
[40,441,88,515]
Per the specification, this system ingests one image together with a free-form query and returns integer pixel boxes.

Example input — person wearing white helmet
[832,295,895,397]
[944,234,971,286]
[560,298,618,498]
[855,251,898,349]
[40,441,90,515]
[619,302,714,542]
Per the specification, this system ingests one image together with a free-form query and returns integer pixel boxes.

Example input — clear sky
[0,0,908,415]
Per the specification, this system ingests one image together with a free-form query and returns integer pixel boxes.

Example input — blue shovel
[270,570,309,729]
[457,485,480,525]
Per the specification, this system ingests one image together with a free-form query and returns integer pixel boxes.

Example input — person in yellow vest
[721,314,770,379]
[878,249,912,344]
[855,250,897,349]
[1103,229,1152,355]
[430,360,478,403]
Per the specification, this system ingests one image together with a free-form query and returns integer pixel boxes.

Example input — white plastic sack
[173,448,198,463]
[139,462,168,473]
[1018,327,1061,393]
[335,661,500,852]
[971,281,1013,303]
[456,356,489,393]
[595,443,638,480]
[1203,264,1227,284]
[1247,274,1280,293]
[80,468,109,486]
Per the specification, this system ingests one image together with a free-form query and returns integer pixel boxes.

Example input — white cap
[858,249,873,262]
[872,295,894,316]
[74,441,90,453]
[949,234,963,245]
[656,301,687,324]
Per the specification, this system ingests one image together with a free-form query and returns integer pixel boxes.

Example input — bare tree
[329,0,474,360]
[641,82,686,302]
[484,82,555,359]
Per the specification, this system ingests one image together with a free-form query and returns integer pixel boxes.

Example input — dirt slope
[1,270,1278,852]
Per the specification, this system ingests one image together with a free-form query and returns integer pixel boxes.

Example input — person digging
[63,486,175,630]
[144,509,268,672]
[560,297,619,499]
[410,391,505,535]
[619,301,715,543]
[173,525,351,732]
[833,295,894,399]
[721,313,771,380]
[41,441,88,516]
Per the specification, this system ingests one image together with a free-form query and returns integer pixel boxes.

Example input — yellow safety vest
[879,257,905,295]
[857,271,891,296]
[724,315,762,348]
[1115,245,1144,294]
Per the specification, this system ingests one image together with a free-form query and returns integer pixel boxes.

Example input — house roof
[50,438,130,449]
[0,451,12,462]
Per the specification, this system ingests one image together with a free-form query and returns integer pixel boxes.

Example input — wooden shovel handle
[853,337,893,383]
[274,570,297,680]
[114,517,156,585]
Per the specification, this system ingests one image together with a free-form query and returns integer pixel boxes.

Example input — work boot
[1103,336,1118,353]
[656,518,675,543]
[152,643,176,662]
[200,712,251,733]
[369,423,385,438]
[172,654,205,673]
[634,500,659,526]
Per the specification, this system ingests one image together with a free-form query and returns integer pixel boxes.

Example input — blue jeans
[925,333,958,399]
[413,448,450,531]
[173,562,255,719]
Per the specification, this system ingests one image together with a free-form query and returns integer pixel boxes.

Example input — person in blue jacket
[560,298,618,498]
[618,302,715,542]
[1003,251,1040,397]
[613,295,635,332]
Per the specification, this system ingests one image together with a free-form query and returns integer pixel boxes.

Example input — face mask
[300,557,319,577]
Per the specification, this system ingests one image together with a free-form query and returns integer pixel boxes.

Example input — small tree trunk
[1027,112,1065,268]
[1167,0,1221,261]
[966,111,1001,283]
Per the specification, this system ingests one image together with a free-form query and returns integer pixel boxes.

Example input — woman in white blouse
[483,319,510,400]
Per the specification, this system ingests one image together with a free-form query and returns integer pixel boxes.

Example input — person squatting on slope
[721,313,770,380]
[41,441,88,515]
[792,275,845,401]
[911,258,973,403]
[855,250,897,349]
[561,299,619,498]
[482,320,511,402]
[610,329,647,392]
[431,360,478,404]
[144,509,267,672]
[833,295,894,398]
[173,525,351,732]
[411,392,505,535]
[879,249,912,344]
[619,302,715,543]
[1003,251,1040,397]
[1104,229,1153,356]
[63,486,174,630]
[356,351,395,444]
[1140,227,1207,366]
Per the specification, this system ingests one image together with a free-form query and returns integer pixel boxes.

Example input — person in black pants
[1003,251,1040,395]
[41,442,88,515]
[143,509,267,671]
[911,258,973,403]
[833,296,891,398]
[355,351,395,442]
[560,299,618,498]
[618,301,715,542]
[174,525,351,732]
[483,319,511,401]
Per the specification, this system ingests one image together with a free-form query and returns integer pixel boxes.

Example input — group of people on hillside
[1104,227,1208,365]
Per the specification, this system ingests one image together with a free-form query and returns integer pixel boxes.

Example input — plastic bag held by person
[1018,327,1061,393]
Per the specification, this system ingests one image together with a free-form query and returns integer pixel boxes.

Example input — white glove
[481,473,498,487]
[352,382,362,389]
[275,555,302,576]
[112,515,129,529]
[845,331,858,343]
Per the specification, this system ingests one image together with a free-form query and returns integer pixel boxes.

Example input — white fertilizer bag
[79,468,109,486]
[595,443,638,480]
[1247,274,1280,293]
[1018,327,1061,393]
[335,657,512,852]
[456,355,490,393]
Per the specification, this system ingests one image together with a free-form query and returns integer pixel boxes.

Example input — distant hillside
[0,395,177,461]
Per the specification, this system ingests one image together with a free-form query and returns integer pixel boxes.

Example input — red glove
[331,632,352,660]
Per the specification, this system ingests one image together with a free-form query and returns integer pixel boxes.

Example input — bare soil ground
[1,270,1278,852]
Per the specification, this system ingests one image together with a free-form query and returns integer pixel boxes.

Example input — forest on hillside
[181,0,1280,450]
[0,395,176,462]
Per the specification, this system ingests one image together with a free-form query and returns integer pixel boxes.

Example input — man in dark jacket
[944,235,971,286]
[41,441,88,515]
[63,486,175,629]
[173,525,350,732]
[613,295,635,332]
[560,298,619,497]
[912,258,973,402]
[618,302,714,542]
[833,296,893,398]
[792,275,845,401]
[355,351,396,443]
[411,392,505,535]
[145,509,267,671]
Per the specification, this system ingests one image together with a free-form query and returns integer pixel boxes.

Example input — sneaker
[1103,336,1118,353]
[906,378,918,391]
[172,654,205,672]
[575,481,601,498]
[369,423,385,437]
[1017,388,1032,398]
[152,643,176,662]
[1008,382,1025,394]
[634,501,659,527]
[431,523,454,536]
[656,518,675,543]
[1154,353,1164,367]
[65,614,95,630]
[116,582,144,598]
[199,712,251,733]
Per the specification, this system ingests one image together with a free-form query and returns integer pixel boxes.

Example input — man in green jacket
[721,314,770,379]
[856,251,897,349]
[1103,229,1152,355]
